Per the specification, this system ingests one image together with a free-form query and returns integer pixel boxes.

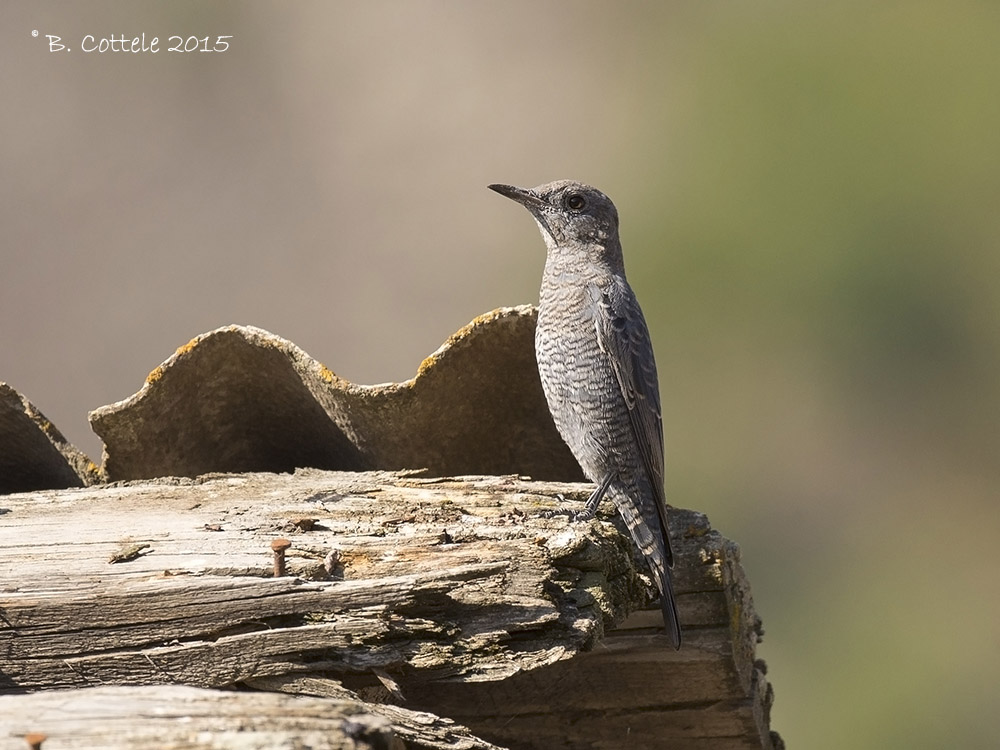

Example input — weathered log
[0,683,508,750]
[0,470,779,749]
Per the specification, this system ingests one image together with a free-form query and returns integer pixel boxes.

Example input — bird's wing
[591,277,673,567]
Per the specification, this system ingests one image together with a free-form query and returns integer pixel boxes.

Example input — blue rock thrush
[489,180,681,648]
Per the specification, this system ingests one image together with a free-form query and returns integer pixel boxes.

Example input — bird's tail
[656,562,682,650]
[609,485,682,649]
[642,536,681,649]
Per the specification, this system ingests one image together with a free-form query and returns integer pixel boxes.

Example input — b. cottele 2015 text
[45,34,233,53]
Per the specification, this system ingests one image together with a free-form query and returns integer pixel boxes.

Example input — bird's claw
[537,507,575,520]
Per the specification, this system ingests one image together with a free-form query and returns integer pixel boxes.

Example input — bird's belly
[534,318,630,481]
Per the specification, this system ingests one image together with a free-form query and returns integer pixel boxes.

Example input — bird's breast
[535,276,631,479]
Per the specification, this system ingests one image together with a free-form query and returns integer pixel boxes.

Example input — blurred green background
[2,2,998,747]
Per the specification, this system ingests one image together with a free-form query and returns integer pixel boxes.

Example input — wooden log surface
[0,683,507,750]
[0,470,779,749]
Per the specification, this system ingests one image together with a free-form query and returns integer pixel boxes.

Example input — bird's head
[489,180,622,266]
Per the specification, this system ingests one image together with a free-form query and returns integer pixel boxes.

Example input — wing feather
[592,278,673,567]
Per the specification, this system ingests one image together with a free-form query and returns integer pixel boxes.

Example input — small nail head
[24,733,47,750]
[271,538,291,552]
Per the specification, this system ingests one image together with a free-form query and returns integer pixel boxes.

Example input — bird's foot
[537,496,575,520]
[536,492,603,521]
[536,506,597,522]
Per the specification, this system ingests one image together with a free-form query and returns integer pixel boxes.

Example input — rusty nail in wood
[24,733,47,750]
[271,538,291,577]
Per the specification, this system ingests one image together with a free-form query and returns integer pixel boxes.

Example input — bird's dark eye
[565,193,586,211]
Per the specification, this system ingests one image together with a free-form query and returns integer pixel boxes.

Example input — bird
[488,180,681,649]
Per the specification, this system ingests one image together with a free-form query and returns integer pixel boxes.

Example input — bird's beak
[488,184,546,210]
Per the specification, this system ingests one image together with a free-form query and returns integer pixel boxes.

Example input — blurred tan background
[2,1,998,746]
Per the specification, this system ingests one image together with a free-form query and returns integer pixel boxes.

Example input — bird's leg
[574,472,614,521]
